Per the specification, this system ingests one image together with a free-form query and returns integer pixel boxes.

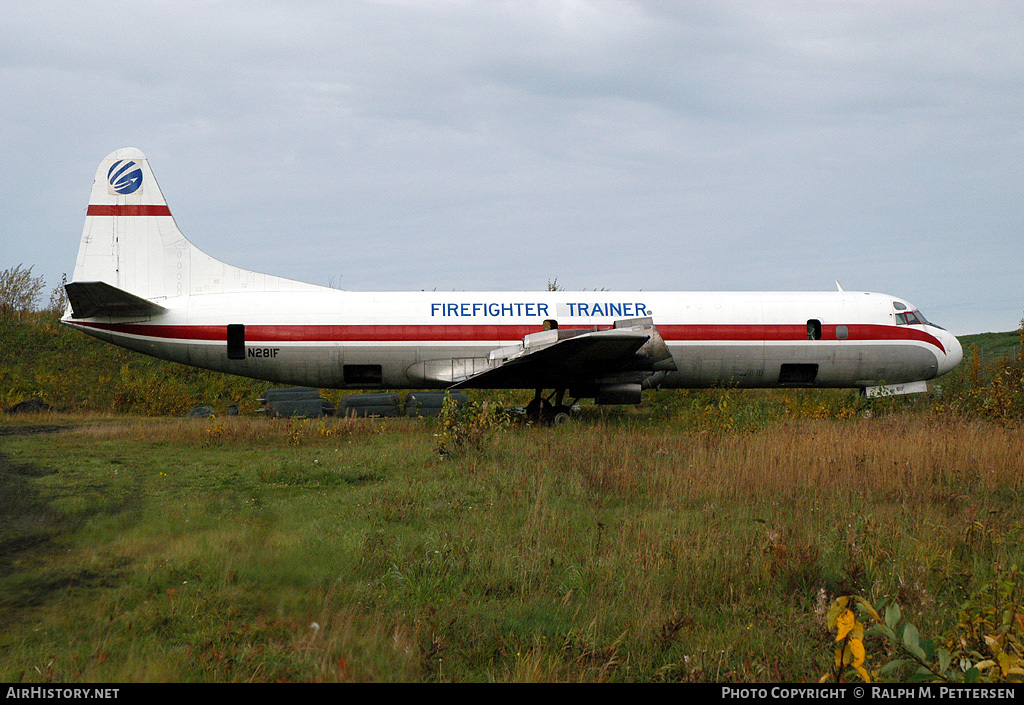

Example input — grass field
[2,406,1024,683]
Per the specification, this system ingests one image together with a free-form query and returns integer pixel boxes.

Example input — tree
[0,264,46,318]
[47,273,68,314]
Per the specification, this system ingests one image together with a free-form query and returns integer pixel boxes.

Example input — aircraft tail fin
[68,148,322,314]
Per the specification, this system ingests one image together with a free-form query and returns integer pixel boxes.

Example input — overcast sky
[2,1,1021,335]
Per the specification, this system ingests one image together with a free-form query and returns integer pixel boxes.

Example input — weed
[433,393,509,457]
[822,566,1024,682]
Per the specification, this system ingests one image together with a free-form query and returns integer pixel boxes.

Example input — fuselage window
[836,325,849,340]
[807,319,822,341]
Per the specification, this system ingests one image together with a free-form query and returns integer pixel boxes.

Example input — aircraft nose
[938,331,963,376]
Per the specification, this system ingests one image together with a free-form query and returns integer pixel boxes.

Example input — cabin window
[344,364,382,386]
[543,319,558,331]
[227,324,245,360]
[806,319,822,341]
[836,325,849,340]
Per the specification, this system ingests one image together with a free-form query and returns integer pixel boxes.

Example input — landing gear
[525,392,552,424]
[551,405,572,425]
[526,389,575,425]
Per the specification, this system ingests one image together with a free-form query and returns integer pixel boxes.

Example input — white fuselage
[64,288,962,391]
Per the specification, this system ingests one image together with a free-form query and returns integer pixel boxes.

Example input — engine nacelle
[594,383,642,405]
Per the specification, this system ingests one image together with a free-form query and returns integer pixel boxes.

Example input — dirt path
[0,425,75,626]
[0,424,75,437]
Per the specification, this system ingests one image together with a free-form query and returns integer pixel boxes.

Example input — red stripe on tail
[87,205,172,216]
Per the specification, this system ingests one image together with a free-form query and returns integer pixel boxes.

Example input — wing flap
[64,281,166,319]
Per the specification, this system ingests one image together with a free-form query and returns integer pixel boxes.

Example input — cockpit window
[895,310,928,325]
[894,308,945,329]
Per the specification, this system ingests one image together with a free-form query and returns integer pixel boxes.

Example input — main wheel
[551,405,572,426]
[526,397,552,424]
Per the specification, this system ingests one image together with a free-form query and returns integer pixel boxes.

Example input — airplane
[62,148,963,423]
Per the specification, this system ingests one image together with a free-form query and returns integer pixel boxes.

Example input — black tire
[551,405,572,426]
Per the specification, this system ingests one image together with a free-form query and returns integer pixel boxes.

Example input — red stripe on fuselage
[657,324,945,353]
[86,205,173,216]
[69,321,946,353]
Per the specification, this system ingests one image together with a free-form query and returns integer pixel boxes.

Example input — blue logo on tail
[108,160,143,194]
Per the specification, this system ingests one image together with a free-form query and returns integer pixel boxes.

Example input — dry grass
[511,415,1024,506]
[63,414,415,445]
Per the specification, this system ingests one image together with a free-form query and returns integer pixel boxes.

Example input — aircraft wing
[450,317,676,390]
[64,281,166,319]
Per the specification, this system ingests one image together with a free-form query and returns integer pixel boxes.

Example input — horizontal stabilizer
[65,281,166,319]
